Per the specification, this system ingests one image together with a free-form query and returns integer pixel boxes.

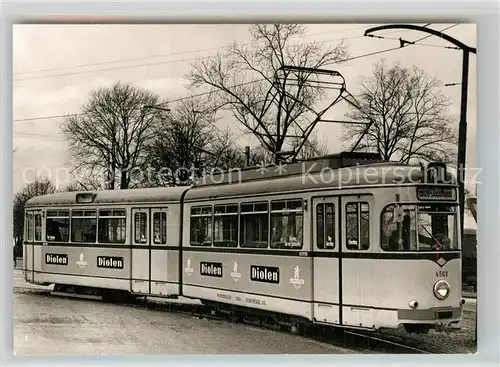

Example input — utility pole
[244,146,250,167]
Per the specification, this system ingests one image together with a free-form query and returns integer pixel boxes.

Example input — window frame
[239,201,270,249]
[344,201,370,251]
[270,198,304,250]
[25,212,34,242]
[380,202,459,252]
[97,208,127,244]
[380,203,418,251]
[187,198,306,250]
[416,203,458,251]
[34,212,43,242]
[316,202,336,250]
[134,211,148,244]
[152,210,168,245]
[46,209,71,243]
[213,204,239,248]
[70,209,98,243]
[189,205,214,246]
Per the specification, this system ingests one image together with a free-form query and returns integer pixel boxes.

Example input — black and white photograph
[12,22,477,355]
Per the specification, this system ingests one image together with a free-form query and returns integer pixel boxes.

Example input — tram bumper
[398,306,462,325]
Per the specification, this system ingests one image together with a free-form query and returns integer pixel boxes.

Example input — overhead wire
[12,45,406,123]
[14,25,370,76]
[14,132,65,139]
[13,23,466,125]
[14,26,373,79]
[366,23,461,49]
[13,35,369,82]
[413,23,459,42]
[12,25,451,82]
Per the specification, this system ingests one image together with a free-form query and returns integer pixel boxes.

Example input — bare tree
[62,182,87,192]
[244,133,329,164]
[246,145,274,166]
[341,60,457,164]
[206,128,247,170]
[60,171,109,191]
[143,98,245,186]
[13,177,56,256]
[187,24,348,162]
[291,132,330,160]
[61,81,168,190]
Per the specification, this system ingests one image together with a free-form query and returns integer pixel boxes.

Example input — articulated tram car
[23,153,465,333]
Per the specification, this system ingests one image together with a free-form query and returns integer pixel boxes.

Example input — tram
[23,152,465,333]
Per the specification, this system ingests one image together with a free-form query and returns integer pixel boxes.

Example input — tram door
[23,210,43,284]
[23,211,35,283]
[131,208,151,294]
[312,196,340,325]
[341,194,375,328]
[149,208,169,295]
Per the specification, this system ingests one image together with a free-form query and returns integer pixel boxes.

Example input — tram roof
[25,161,457,207]
[185,162,452,201]
[25,186,189,207]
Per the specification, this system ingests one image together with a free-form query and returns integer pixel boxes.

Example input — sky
[12,23,477,228]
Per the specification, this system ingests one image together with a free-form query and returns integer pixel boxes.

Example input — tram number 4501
[436,270,448,278]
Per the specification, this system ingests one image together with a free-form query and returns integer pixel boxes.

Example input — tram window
[71,210,97,243]
[34,214,42,241]
[134,212,147,243]
[381,205,417,251]
[271,199,303,249]
[98,209,126,244]
[380,204,456,251]
[417,204,457,250]
[46,210,70,242]
[213,204,238,247]
[153,212,167,244]
[240,202,269,248]
[317,203,335,249]
[345,202,370,250]
[190,206,213,246]
[26,213,34,242]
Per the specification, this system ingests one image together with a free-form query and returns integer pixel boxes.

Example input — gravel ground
[382,306,477,354]
[14,289,351,355]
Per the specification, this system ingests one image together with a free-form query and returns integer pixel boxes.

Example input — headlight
[433,280,451,300]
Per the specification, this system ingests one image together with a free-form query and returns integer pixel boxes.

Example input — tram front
[380,163,463,333]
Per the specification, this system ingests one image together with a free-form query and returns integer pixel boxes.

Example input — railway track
[342,329,457,354]
[14,285,456,354]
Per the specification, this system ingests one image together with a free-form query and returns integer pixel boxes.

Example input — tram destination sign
[250,265,280,284]
[200,262,223,277]
[417,186,456,201]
